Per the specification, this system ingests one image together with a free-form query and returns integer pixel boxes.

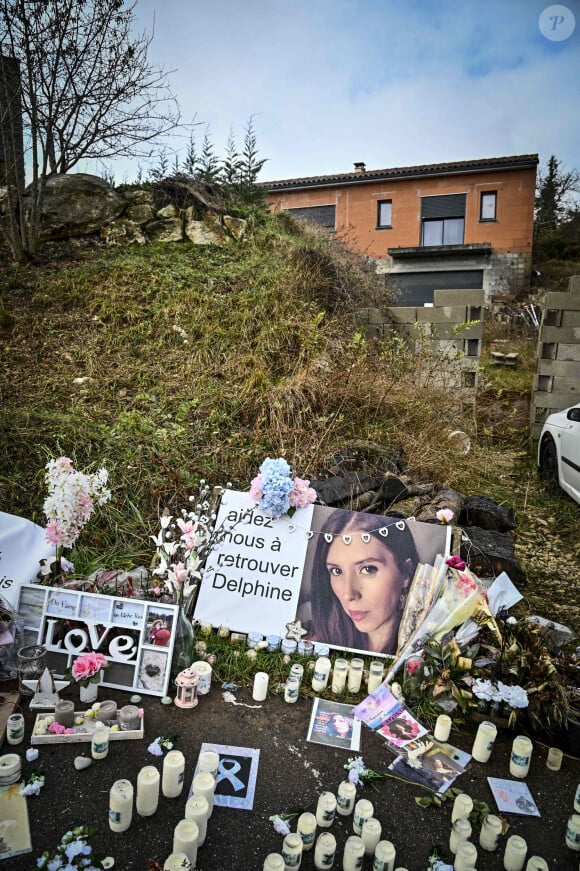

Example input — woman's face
[332,715,351,736]
[326,532,410,648]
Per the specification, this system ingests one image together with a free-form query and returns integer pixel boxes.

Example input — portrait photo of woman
[305,508,420,656]
[307,698,361,750]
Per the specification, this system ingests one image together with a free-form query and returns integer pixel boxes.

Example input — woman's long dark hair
[310,509,419,654]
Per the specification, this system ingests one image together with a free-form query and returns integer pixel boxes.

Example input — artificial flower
[270,814,291,836]
[19,771,45,796]
[436,508,454,524]
[69,651,108,687]
[446,555,467,570]
[250,457,316,518]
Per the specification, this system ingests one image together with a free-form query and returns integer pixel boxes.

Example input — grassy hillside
[0,212,578,627]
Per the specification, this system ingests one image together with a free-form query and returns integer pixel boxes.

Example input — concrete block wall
[531,280,580,438]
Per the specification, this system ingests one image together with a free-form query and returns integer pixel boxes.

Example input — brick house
[265,154,538,306]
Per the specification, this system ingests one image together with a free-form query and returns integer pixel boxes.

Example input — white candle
[373,840,396,871]
[367,661,384,693]
[331,658,348,693]
[314,833,336,870]
[284,675,300,703]
[472,720,497,763]
[353,798,374,835]
[525,858,549,870]
[163,853,193,870]
[479,813,502,851]
[5,714,25,745]
[451,793,473,823]
[342,835,365,870]
[297,811,317,851]
[185,795,209,846]
[253,671,269,701]
[282,832,303,868]
[449,819,472,854]
[574,783,580,813]
[198,749,220,776]
[0,753,21,784]
[162,750,186,798]
[316,791,337,828]
[434,714,452,743]
[361,817,382,855]
[546,746,563,770]
[290,663,304,685]
[109,779,134,832]
[510,736,533,778]
[566,814,580,851]
[191,660,212,695]
[347,658,364,693]
[191,771,216,818]
[136,765,160,817]
[503,834,527,870]
[263,854,285,871]
[336,780,357,816]
[311,657,331,692]
[91,722,110,760]
[454,840,477,871]
[173,819,199,867]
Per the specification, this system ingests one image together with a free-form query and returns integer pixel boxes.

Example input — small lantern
[174,666,199,709]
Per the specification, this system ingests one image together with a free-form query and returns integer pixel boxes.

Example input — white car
[538,403,580,505]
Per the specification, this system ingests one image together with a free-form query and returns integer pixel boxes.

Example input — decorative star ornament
[285,619,307,642]
[22,667,70,710]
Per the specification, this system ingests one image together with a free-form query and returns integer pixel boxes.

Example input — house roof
[264,154,539,192]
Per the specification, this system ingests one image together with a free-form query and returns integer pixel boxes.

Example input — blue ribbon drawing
[216,758,245,792]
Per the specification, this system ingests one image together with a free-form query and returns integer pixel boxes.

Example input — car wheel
[540,436,559,484]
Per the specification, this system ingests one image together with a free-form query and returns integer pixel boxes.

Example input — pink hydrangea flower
[249,474,264,502]
[289,477,317,509]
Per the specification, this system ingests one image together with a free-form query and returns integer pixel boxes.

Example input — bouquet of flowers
[250,457,316,518]
[36,825,106,870]
[69,651,109,688]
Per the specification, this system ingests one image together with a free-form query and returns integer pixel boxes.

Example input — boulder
[145,218,183,243]
[23,173,127,240]
[157,204,178,219]
[100,219,146,246]
[459,526,526,585]
[124,202,156,224]
[224,215,247,240]
[459,494,516,532]
[184,215,226,246]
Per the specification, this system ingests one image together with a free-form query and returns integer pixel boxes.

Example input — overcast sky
[112,0,580,183]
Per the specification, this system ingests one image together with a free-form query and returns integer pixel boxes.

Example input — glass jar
[17,644,46,695]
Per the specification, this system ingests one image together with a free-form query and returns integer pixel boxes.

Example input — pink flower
[249,474,264,502]
[289,477,317,509]
[446,555,467,570]
[436,509,454,524]
[152,586,161,596]
[71,651,108,683]
[49,722,66,734]
[177,518,197,549]
[45,519,68,547]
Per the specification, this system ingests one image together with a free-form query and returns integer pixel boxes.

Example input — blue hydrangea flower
[257,458,294,517]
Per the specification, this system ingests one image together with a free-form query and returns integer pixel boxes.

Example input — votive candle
[353,798,374,835]
[5,713,25,745]
[546,747,563,771]
[162,750,186,798]
[109,779,133,832]
[284,675,300,704]
[451,793,473,823]
[163,853,193,870]
[525,858,549,870]
[253,671,269,701]
[373,840,396,871]
[263,854,285,870]
[173,819,199,867]
[54,701,75,728]
[316,791,337,828]
[314,833,337,870]
[337,780,357,816]
[479,813,502,851]
[503,834,528,870]
[185,795,209,846]
[434,714,452,743]
[281,832,303,868]
[119,704,140,731]
[472,720,497,763]
[367,661,384,693]
[136,765,160,817]
[191,771,216,818]
[454,840,477,871]
[566,814,580,851]
[449,819,472,854]
[361,817,382,855]
[312,657,331,692]
[191,661,212,695]
[290,663,304,685]
[342,835,365,870]
[331,658,348,693]
[347,658,364,693]
[91,722,110,760]
[198,749,220,776]
[510,736,533,778]
[97,700,117,723]
[297,811,317,851]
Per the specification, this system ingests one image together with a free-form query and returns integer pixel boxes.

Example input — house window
[480,191,497,221]
[420,193,466,247]
[286,204,336,230]
[377,200,392,228]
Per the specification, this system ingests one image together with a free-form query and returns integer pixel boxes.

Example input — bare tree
[0,0,180,259]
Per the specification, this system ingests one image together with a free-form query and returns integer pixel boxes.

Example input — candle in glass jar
[290,663,304,685]
[449,819,472,854]
[297,812,317,851]
[253,671,269,701]
[136,765,160,817]
[503,834,528,870]
[282,832,303,868]
[434,714,452,743]
[281,638,297,654]
[263,854,285,871]
[546,747,563,771]
[510,736,533,778]
[312,657,331,692]
[97,700,117,723]
[373,840,396,871]
[173,819,199,867]
[566,814,580,851]
[331,658,348,693]
[298,640,315,657]
[337,780,357,816]
[5,714,25,745]
[185,795,209,846]
[574,783,580,813]
[119,704,140,731]
[54,701,75,728]
[454,840,477,871]
[361,818,382,855]
[472,720,497,763]
[191,661,212,695]
[109,779,133,832]
[525,858,549,870]
[266,635,281,652]
[451,793,473,822]
[163,853,193,870]
[162,750,186,798]
[479,813,502,851]
[316,791,337,828]
[314,833,336,870]
[91,722,110,760]
[367,661,384,693]
[343,835,365,870]
[353,798,374,835]
[284,675,300,704]
[197,749,220,777]
[191,771,216,818]
[347,658,364,693]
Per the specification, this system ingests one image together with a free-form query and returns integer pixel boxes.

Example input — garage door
[389,270,483,307]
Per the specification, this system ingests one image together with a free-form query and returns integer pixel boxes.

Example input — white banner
[0,511,53,609]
